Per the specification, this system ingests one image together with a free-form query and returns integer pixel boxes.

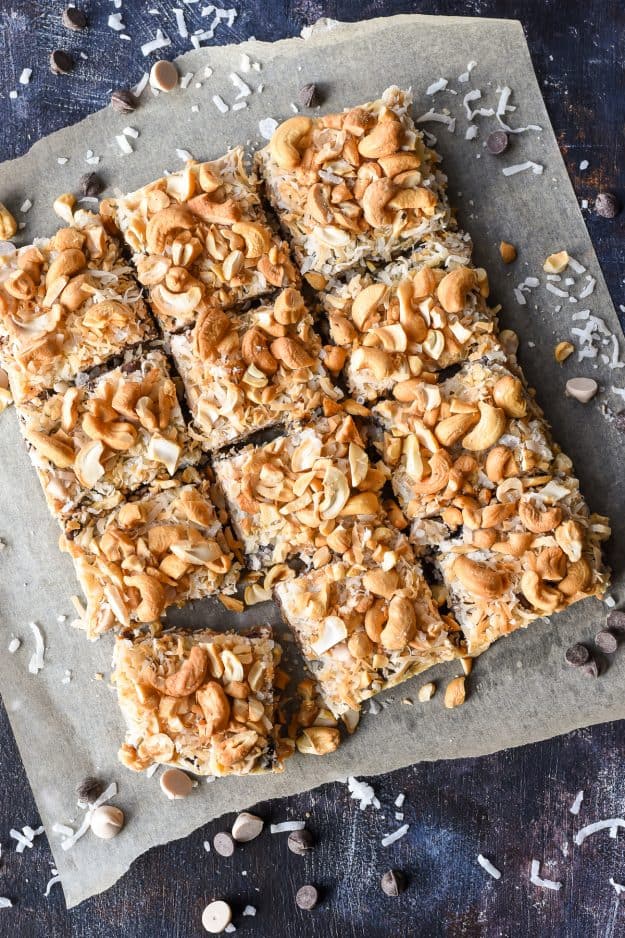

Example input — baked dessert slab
[111,149,299,332]
[114,626,283,776]
[16,349,199,532]
[274,522,464,718]
[373,357,562,522]
[170,287,341,452]
[214,412,388,568]
[255,86,451,278]
[430,477,611,656]
[0,209,156,404]
[61,470,238,639]
[320,241,496,402]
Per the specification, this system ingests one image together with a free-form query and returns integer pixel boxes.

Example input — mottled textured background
[1,2,624,936]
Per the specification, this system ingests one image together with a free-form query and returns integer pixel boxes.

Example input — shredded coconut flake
[394,793,405,808]
[458,61,477,83]
[259,117,278,140]
[116,134,133,155]
[8,638,20,654]
[176,148,194,161]
[19,68,32,85]
[495,85,542,134]
[570,790,584,815]
[610,877,625,896]
[243,906,256,916]
[347,776,380,811]
[426,78,448,95]
[502,161,544,177]
[575,818,625,845]
[530,859,561,891]
[0,898,13,909]
[230,72,251,98]
[132,72,150,97]
[270,820,306,834]
[580,159,589,170]
[477,854,501,879]
[61,781,118,850]
[108,12,125,31]
[180,72,194,89]
[212,94,229,113]
[232,101,247,111]
[173,7,188,38]
[123,126,139,139]
[44,874,61,897]
[141,30,171,57]
[28,622,44,674]
[578,276,596,299]
[381,824,409,847]
[416,109,455,132]
[465,125,479,140]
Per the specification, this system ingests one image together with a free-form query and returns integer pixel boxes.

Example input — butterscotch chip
[202,900,232,934]
[499,241,517,263]
[160,767,193,799]
[90,805,124,839]
[150,60,179,92]
[444,676,466,709]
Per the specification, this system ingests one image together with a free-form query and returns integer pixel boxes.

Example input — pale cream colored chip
[160,767,194,800]
[150,59,179,92]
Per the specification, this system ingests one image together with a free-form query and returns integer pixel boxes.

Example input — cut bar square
[320,237,497,401]
[373,357,562,523]
[170,287,341,452]
[114,626,283,776]
[432,481,610,656]
[16,349,200,532]
[274,524,463,718]
[255,86,451,278]
[0,210,156,403]
[214,412,388,568]
[111,148,299,332]
[61,470,238,639]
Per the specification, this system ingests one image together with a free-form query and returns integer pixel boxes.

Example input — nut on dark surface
[75,776,105,804]
[62,6,87,30]
[50,50,75,75]
[288,828,314,855]
[110,89,138,114]
[381,869,406,896]
[298,83,319,108]
[486,130,509,155]
[594,192,620,218]
[79,172,103,198]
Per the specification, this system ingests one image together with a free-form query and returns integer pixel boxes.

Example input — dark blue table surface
[1,2,624,936]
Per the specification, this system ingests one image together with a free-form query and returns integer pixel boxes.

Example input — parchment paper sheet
[0,14,624,908]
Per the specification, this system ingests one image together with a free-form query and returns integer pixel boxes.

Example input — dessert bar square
[0,210,156,403]
[15,349,199,531]
[114,626,283,776]
[170,287,341,451]
[61,470,237,639]
[214,412,388,568]
[111,149,299,332]
[373,357,562,522]
[255,86,451,278]
[320,239,496,401]
[431,480,610,656]
[274,523,463,717]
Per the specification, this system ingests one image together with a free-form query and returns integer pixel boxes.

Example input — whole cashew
[437,268,478,314]
[361,178,397,228]
[453,555,507,599]
[146,206,195,254]
[520,570,561,612]
[518,501,562,534]
[269,116,313,170]
[461,402,507,451]
[492,375,527,418]
[124,573,166,623]
[147,645,209,698]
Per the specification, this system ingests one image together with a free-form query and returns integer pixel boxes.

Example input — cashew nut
[274,287,305,325]
[388,188,437,214]
[194,308,232,361]
[270,336,315,370]
[485,445,519,484]
[437,268,478,314]
[125,573,166,622]
[518,501,562,534]
[558,558,592,597]
[357,119,403,159]
[45,248,86,289]
[0,202,17,240]
[361,178,397,228]
[187,195,240,225]
[554,520,584,562]
[536,546,568,581]
[461,402,506,451]
[435,412,479,447]
[196,680,231,734]
[146,205,195,254]
[305,183,333,225]
[269,115,313,169]
[492,375,527,418]
[520,570,561,612]
[351,283,388,330]
[231,221,272,258]
[148,646,209,697]
[453,555,507,599]
[380,595,417,650]
[378,153,422,177]
[362,568,399,599]
[412,450,452,495]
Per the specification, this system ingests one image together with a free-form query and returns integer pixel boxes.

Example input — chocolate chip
[607,610,625,633]
[581,658,599,678]
[614,413,625,433]
[79,172,103,198]
[595,629,618,654]
[212,831,235,857]
[565,643,589,667]
[75,776,104,804]
[299,83,319,108]
[486,131,509,155]
[288,828,314,855]
[50,50,74,75]
[295,884,318,910]
[62,6,87,30]
[110,89,138,114]
[381,869,406,896]
[595,192,620,218]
